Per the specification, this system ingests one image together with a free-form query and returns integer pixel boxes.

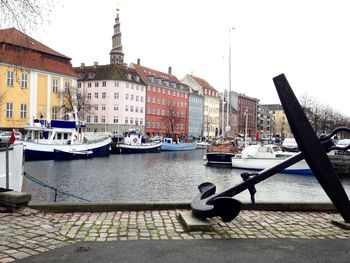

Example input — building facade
[262,104,292,139]
[257,104,275,139]
[131,61,189,138]
[187,90,204,139]
[181,74,219,138]
[0,28,77,130]
[75,64,146,134]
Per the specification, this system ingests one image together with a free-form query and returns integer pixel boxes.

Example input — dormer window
[148,76,154,82]
[170,82,176,88]
[163,80,169,86]
[126,74,132,80]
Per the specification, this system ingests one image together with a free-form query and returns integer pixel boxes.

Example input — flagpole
[245,109,248,147]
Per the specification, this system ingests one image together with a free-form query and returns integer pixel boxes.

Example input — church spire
[110,1,124,65]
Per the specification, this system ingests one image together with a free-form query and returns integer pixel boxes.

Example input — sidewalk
[0,205,350,262]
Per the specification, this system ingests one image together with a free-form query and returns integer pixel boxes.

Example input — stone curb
[29,202,337,213]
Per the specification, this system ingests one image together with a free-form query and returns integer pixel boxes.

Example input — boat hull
[0,143,24,192]
[231,157,312,175]
[54,149,93,160]
[206,152,236,165]
[24,138,111,161]
[161,142,197,151]
[112,142,162,154]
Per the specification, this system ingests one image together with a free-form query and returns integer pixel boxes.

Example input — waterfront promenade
[1,204,350,262]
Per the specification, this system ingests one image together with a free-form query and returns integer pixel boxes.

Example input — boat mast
[226,27,234,135]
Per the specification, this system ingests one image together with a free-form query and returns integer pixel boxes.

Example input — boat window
[63,133,68,140]
[272,146,281,152]
[57,133,62,140]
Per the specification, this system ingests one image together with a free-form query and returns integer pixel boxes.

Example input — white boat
[161,137,197,151]
[231,144,312,175]
[112,130,162,154]
[23,119,111,161]
[196,141,210,149]
[0,143,24,192]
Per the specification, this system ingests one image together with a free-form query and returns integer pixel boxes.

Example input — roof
[0,28,77,77]
[0,28,70,59]
[190,75,217,92]
[131,63,181,85]
[74,64,146,85]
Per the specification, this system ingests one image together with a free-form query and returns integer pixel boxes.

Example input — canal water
[23,149,350,204]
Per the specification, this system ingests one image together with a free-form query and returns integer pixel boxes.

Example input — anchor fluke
[212,197,242,222]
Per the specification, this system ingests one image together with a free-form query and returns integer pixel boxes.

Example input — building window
[21,73,28,88]
[52,107,58,120]
[114,81,119,87]
[102,81,106,87]
[102,92,106,99]
[20,104,27,119]
[136,95,139,102]
[94,93,98,99]
[113,116,118,123]
[52,79,58,93]
[87,93,91,99]
[88,83,92,88]
[114,104,119,111]
[140,107,144,113]
[130,106,134,112]
[101,115,105,123]
[102,104,106,111]
[125,117,129,124]
[140,119,143,125]
[94,116,98,123]
[95,82,99,87]
[130,117,134,124]
[86,116,91,123]
[114,92,119,99]
[125,93,129,100]
[147,96,150,103]
[125,105,129,111]
[140,96,144,102]
[130,94,134,101]
[7,71,14,87]
[6,103,13,118]
[135,106,139,113]
[78,83,81,88]
[65,81,70,94]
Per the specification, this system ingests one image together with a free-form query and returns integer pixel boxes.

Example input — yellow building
[264,104,292,139]
[0,28,77,130]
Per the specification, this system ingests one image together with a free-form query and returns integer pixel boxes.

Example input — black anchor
[191,74,350,223]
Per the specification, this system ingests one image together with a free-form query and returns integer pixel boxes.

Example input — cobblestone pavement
[0,209,349,262]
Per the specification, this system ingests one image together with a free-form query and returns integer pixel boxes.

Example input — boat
[161,137,197,151]
[0,142,24,192]
[196,141,210,149]
[231,144,312,175]
[54,149,93,160]
[112,130,162,154]
[206,138,241,165]
[23,119,111,161]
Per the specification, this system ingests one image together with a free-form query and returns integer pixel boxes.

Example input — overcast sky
[27,0,350,115]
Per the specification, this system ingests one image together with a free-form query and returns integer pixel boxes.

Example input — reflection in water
[23,150,350,204]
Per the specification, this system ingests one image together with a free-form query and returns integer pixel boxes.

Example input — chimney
[168,66,172,75]
[80,63,85,69]
[93,62,98,68]
[137,58,140,65]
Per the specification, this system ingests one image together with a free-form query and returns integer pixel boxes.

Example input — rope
[23,171,91,202]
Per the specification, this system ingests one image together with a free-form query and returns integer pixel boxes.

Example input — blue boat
[23,119,111,161]
[161,137,197,151]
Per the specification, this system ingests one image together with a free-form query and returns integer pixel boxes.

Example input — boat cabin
[123,130,144,145]
[24,119,86,145]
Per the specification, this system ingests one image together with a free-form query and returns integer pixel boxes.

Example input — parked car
[0,131,22,142]
[282,138,299,152]
[334,139,350,155]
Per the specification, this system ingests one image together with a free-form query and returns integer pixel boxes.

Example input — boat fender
[73,134,78,141]
[133,138,137,143]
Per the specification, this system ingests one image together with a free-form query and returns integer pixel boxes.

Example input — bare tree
[0,0,55,32]
[58,89,93,121]
[162,103,185,136]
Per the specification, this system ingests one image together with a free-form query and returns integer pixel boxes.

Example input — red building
[131,61,189,138]
[237,94,258,138]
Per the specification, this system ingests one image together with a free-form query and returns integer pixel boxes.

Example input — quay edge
[28,201,337,213]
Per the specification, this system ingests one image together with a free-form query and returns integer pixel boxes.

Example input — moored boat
[23,119,111,161]
[161,137,197,151]
[0,142,24,192]
[206,138,240,165]
[196,141,210,149]
[112,130,162,154]
[231,144,312,175]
